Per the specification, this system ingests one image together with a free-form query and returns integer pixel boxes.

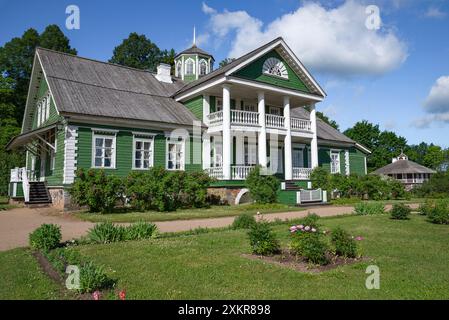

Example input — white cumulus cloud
[202,0,408,77]
[425,7,446,19]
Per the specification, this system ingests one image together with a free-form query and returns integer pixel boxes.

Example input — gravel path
[0,203,418,251]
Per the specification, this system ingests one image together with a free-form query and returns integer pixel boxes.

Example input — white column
[284,96,293,180]
[203,95,210,124]
[203,134,211,169]
[310,103,319,168]
[258,92,267,167]
[222,85,232,179]
[236,134,244,165]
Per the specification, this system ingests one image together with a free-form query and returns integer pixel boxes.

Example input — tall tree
[39,25,77,55]
[109,33,168,71]
[423,145,445,170]
[344,120,380,151]
[219,58,236,68]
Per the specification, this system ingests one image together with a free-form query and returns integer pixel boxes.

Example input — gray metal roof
[175,45,214,60]
[373,160,436,175]
[290,107,355,144]
[37,48,199,126]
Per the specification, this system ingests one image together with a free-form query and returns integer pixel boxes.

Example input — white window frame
[50,137,57,171]
[176,61,182,77]
[199,59,208,76]
[216,98,223,112]
[91,132,117,169]
[45,93,51,120]
[36,102,42,127]
[268,106,282,115]
[185,58,195,75]
[166,139,185,171]
[132,135,154,170]
[330,149,341,174]
[242,101,256,112]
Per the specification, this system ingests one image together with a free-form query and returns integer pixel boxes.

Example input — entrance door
[40,151,46,182]
[293,148,304,168]
[269,146,283,174]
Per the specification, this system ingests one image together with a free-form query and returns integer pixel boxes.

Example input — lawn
[72,213,449,299]
[75,203,301,223]
[0,196,17,211]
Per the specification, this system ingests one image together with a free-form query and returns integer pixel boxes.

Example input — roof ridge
[36,47,160,75]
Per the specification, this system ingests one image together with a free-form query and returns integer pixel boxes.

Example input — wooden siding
[234,50,310,93]
[349,147,367,175]
[45,128,66,186]
[184,95,203,120]
[31,78,60,130]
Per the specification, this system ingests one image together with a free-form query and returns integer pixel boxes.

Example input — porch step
[283,181,303,191]
[27,182,52,205]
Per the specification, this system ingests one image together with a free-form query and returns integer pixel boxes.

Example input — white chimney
[155,63,172,83]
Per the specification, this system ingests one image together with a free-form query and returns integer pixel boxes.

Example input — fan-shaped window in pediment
[262,57,288,79]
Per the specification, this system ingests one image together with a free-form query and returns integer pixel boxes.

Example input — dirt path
[0,204,419,252]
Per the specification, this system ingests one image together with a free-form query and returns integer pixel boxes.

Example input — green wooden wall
[234,50,310,93]
[184,95,203,120]
[31,78,61,130]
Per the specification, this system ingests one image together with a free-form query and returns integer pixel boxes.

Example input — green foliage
[109,32,175,71]
[390,203,411,220]
[310,167,331,191]
[79,261,114,293]
[87,222,126,244]
[232,214,256,229]
[427,200,449,225]
[331,227,358,258]
[29,224,61,252]
[124,221,158,240]
[414,171,449,198]
[247,221,280,255]
[354,202,385,215]
[290,231,329,265]
[419,199,435,216]
[70,169,124,213]
[246,166,280,204]
[218,58,236,68]
[297,213,320,229]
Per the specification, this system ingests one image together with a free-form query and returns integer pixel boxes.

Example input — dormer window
[262,57,289,79]
[199,59,208,76]
[176,61,182,77]
[185,58,195,75]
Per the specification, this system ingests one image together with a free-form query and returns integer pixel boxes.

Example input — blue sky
[1,0,449,146]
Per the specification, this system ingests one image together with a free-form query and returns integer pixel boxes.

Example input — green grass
[75,203,301,223]
[0,196,18,211]
[0,249,62,300]
[74,213,449,299]
[330,198,425,206]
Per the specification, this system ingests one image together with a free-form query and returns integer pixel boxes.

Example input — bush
[297,213,320,229]
[70,169,124,213]
[290,227,328,265]
[245,166,280,204]
[125,221,158,240]
[29,224,62,251]
[87,222,126,244]
[354,202,385,215]
[419,199,435,216]
[183,172,213,208]
[331,227,357,258]
[390,203,411,220]
[247,221,280,255]
[427,200,449,225]
[232,214,256,229]
[413,172,449,198]
[79,261,114,293]
[310,167,331,192]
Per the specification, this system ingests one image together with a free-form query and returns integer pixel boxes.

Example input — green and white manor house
[7,37,370,208]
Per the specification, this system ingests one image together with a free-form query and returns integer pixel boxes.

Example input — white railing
[297,189,323,203]
[266,114,285,129]
[293,167,313,180]
[231,166,254,180]
[397,178,429,184]
[21,168,30,202]
[206,167,223,180]
[291,118,312,132]
[231,110,259,126]
[207,111,223,126]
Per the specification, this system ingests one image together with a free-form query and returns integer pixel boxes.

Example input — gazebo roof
[373,159,436,175]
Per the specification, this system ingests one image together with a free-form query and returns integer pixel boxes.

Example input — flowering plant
[289,225,317,234]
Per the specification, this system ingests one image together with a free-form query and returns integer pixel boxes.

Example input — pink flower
[298,225,304,229]
[311,228,317,233]
[119,290,126,300]
[355,236,364,241]
[304,226,311,231]
[92,291,101,300]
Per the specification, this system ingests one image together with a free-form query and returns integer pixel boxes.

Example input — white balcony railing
[266,114,285,129]
[397,178,429,184]
[231,110,259,126]
[231,166,254,180]
[291,118,312,132]
[205,167,223,180]
[207,111,223,127]
[293,167,313,180]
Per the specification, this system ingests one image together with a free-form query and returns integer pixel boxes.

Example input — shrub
[183,172,213,208]
[79,261,114,293]
[232,214,256,229]
[247,221,280,255]
[29,224,62,251]
[354,202,385,215]
[427,200,449,225]
[297,213,320,229]
[331,227,357,258]
[310,167,331,192]
[70,169,124,213]
[290,226,328,265]
[390,203,411,220]
[125,221,158,240]
[245,166,280,204]
[87,222,126,244]
[419,199,435,216]
[413,172,449,198]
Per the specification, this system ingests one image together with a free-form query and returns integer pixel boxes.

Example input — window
[37,102,42,127]
[199,59,208,76]
[244,137,257,165]
[176,61,182,77]
[133,136,154,169]
[185,58,194,75]
[262,57,289,79]
[268,106,281,115]
[293,148,304,168]
[92,133,116,168]
[216,98,223,112]
[330,150,341,174]
[36,93,51,127]
[242,102,256,112]
[167,140,185,170]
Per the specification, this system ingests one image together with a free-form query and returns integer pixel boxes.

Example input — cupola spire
[193,26,196,46]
